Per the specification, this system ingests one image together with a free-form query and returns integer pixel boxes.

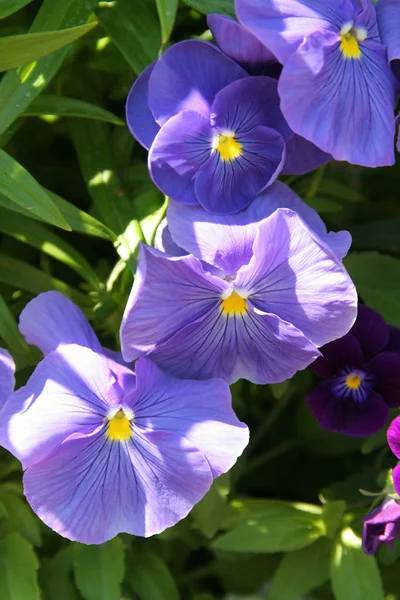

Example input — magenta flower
[236,0,398,167]
[307,305,400,437]
[120,193,357,385]
[362,498,400,555]
[0,348,15,410]
[0,292,248,544]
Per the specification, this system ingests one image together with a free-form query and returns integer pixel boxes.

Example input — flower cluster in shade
[0,292,249,545]
[306,305,400,437]
[236,0,400,167]
[120,182,357,385]
[127,36,331,215]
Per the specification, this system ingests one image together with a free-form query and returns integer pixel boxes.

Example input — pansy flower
[236,0,398,167]
[307,305,400,437]
[120,193,357,385]
[0,348,15,410]
[376,0,400,81]
[387,424,400,504]
[0,292,248,544]
[362,498,400,555]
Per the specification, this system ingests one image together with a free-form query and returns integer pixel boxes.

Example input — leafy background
[0,1,399,599]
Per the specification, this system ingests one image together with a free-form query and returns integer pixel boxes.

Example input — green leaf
[0,0,34,19]
[0,294,37,363]
[192,475,230,538]
[322,500,346,539]
[73,538,124,600]
[344,252,400,327]
[181,0,235,16]
[268,538,333,600]
[126,552,179,600]
[0,533,39,600]
[0,486,42,547]
[23,94,123,125]
[361,428,388,455]
[0,149,71,230]
[351,220,400,253]
[0,208,102,289]
[156,0,178,43]
[0,22,97,73]
[331,528,384,600]
[213,500,325,553]
[0,253,89,306]
[41,547,80,600]
[96,0,160,75]
[0,0,97,135]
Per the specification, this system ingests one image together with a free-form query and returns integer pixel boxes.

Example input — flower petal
[154,219,187,256]
[281,133,332,175]
[278,30,396,166]
[0,348,15,411]
[362,499,400,556]
[207,14,280,76]
[235,209,357,347]
[126,63,160,150]
[120,244,227,362]
[148,40,247,126]
[195,126,285,214]
[386,416,400,459]
[350,304,390,360]
[19,291,102,356]
[386,325,400,353]
[23,428,213,543]
[235,0,348,64]
[149,111,212,205]
[122,357,249,477]
[0,345,134,468]
[149,305,319,384]
[365,352,400,408]
[306,380,388,437]
[376,0,400,78]
[311,333,364,379]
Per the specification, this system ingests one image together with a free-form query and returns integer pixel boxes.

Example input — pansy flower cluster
[0,0,400,555]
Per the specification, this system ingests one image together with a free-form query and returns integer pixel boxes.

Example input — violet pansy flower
[307,305,400,437]
[362,498,400,555]
[120,195,357,385]
[0,348,15,410]
[0,292,248,544]
[236,0,398,167]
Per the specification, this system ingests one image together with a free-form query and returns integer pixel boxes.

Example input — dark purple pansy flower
[0,348,15,410]
[362,498,400,555]
[120,191,357,385]
[0,292,248,544]
[307,305,400,437]
[236,0,398,167]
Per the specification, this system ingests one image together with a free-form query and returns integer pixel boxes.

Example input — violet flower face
[0,348,15,411]
[120,198,357,385]
[0,292,248,544]
[307,305,400,437]
[236,0,398,167]
[362,498,400,555]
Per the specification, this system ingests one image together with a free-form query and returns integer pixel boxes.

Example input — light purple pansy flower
[236,0,398,167]
[120,197,357,385]
[376,0,400,80]
[362,498,400,555]
[0,348,15,410]
[0,292,248,544]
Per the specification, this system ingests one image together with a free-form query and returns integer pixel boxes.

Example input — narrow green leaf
[23,94,123,125]
[0,23,97,73]
[0,0,34,19]
[0,0,97,135]
[0,150,71,230]
[345,252,400,326]
[73,538,124,600]
[126,552,179,600]
[331,528,384,600]
[0,254,89,306]
[155,0,178,43]
[96,0,160,75]
[0,533,40,600]
[0,294,37,363]
[269,538,332,600]
[0,209,101,289]
[180,0,235,16]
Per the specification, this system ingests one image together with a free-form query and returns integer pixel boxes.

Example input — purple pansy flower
[362,498,400,555]
[387,424,400,502]
[0,348,15,410]
[376,0,400,80]
[236,0,398,167]
[307,305,400,437]
[0,292,248,544]
[120,195,357,385]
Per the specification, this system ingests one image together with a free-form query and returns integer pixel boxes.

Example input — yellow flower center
[346,374,362,390]
[221,291,248,316]
[339,24,366,60]
[215,134,242,161]
[107,409,133,441]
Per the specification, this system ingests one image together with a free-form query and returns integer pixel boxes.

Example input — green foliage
[181,0,235,16]
[0,533,40,600]
[73,538,125,600]
[24,95,123,124]
[156,0,179,43]
[0,0,34,19]
[126,551,179,600]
